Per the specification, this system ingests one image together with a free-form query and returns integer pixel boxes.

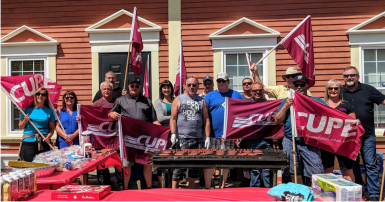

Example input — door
[99,52,151,98]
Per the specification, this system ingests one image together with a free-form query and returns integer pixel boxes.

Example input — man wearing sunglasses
[341,66,385,201]
[242,78,253,100]
[199,76,214,98]
[109,77,161,190]
[250,64,312,99]
[170,76,211,189]
[203,72,244,189]
[93,71,124,103]
[275,75,326,186]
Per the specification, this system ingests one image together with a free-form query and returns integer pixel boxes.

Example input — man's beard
[346,80,355,87]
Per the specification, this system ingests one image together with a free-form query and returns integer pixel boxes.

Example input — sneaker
[239,178,250,187]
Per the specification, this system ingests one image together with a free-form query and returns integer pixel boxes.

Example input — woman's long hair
[159,80,175,101]
[324,79,344,104]
[61,90,78,112]
[32,87,50,108]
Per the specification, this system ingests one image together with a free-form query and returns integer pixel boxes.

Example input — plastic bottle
[84,138,92,159]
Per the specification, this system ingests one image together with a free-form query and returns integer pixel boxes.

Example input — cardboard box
[51,185,111,201]
[312,174,362,201]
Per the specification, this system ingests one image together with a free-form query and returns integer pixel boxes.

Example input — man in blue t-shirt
[275,75,325,186]
[203,72,244,189]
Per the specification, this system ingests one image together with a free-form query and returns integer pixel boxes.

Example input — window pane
[364,62,377,87]
[23,72,34,75]
[11,103,21,131]
[11,61,22,71]
[34,60,44,71]
[250,53,262,64]
[378,49,385,61]
[23,61,34,71]
[238,54,247,65]
[364,50,376,61]
[12,72,22,76]
[226,54,237,65]
[379,62,385,86]
[374,90,385,128]
[227,66,237,90]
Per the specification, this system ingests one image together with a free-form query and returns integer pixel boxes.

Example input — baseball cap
[217,72,229,80]
[293,75,308,84]
[282,67,302,81]
[128,77,141,84]
[203,76,213,82]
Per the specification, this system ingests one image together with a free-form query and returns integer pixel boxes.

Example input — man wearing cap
[250,64,312,99]
[199,76,214,98]
[341,66,385,201]
[108,77,161,190]
[93,71,125,102]
[203,72,244,189]
[275,75,325,185]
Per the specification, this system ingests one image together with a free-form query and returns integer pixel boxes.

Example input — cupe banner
[294,92,364,160]
[1,74,62,108]
[226,98,284,140]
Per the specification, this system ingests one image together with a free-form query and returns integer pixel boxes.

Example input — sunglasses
[286,74,299,79]
[130,85,140,89]
[343,74,357,78]
[65,97,75,100]
[251,89,263,93]
[36,93,47,97]
[294,83,306,87]
[217,79,228,83]
[204,82,212,86]
[328,87,339,91]
[243,82,252,86]
[187,84,197,87]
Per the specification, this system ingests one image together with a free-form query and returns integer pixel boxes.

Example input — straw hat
[282,67,302,81]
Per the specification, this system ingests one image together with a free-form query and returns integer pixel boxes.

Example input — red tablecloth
[37,152,126,189]
[26,188,276,201]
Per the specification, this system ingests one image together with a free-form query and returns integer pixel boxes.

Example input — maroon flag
[1,74,62,109]
[294,92,364,160]
[143,55,150,98]
[281,16,315,87]
[121,116,171,165]
[226,98,284,140]
[130,7,143,76]
[80,106,120,150]
[174,40,187,96]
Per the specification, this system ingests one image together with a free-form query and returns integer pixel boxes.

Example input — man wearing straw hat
[250,64,312,99]
[274,75,324,185]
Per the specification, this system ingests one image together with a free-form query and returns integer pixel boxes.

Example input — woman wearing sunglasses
[18,87,56,162]
[322,79,357,182]
[55,90,79,149]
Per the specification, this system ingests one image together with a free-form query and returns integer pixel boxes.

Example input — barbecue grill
[152,149,288,187]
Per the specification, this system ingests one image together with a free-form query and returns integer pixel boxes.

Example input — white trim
[1,25,59,43]
[5,56,49,137]
[85,9,162,33]
[346,11,385,34]
[209,17,280,39]
[212,38,278,50]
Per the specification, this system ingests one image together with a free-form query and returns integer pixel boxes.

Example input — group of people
[17,65,385,200]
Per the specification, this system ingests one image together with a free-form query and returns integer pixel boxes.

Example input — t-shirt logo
[222,102,226,108]
[181,100,202,121]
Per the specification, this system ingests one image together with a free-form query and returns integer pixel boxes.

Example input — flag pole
[245,53,254,81]
[380,160,385,201]
[123,7,137,90]
[252,15,311,67]
[118,117,125,190]
[288,89,298,183]
[1,86,55,150]
[180,40,183,95]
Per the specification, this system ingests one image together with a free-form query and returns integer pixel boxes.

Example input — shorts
[282,136,324,178]
[123,158,134,167]
[210,137,235,150]
[172,138,203,181]
[321,149,354,170]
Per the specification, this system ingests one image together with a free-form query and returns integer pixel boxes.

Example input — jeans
[353,136,380,197]
[247,139,273,187]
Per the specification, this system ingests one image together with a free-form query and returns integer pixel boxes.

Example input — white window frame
[5,56,49,136]
[222,49,268,93]
[359,45,385,134]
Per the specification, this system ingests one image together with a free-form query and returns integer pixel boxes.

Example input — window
[362,49,385,129]
[224,53,263,92]
[8,58,46,133]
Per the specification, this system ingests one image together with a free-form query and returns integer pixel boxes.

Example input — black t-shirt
[110,94,157,123]
[92,86,123,103]
[342,82,385,137]
[335,101,354,115]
